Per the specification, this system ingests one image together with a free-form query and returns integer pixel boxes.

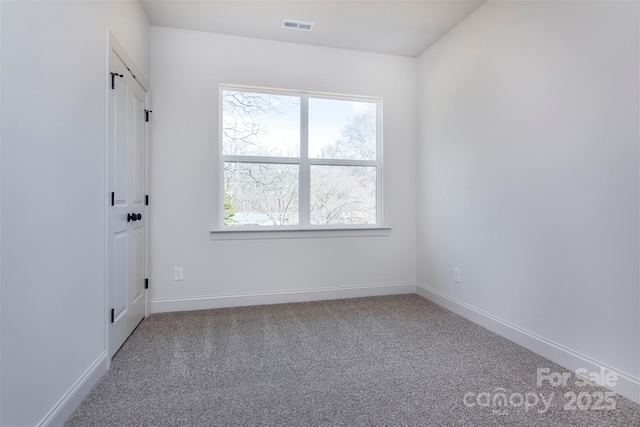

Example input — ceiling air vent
[282,19,314,32]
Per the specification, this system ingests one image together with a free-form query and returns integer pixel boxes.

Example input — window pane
[222,90,300,157]
[224,162,299,226]
[309,98,377,160]
[310,165,376,225]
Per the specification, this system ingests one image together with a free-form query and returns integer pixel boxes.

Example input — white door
[109,50,147,357]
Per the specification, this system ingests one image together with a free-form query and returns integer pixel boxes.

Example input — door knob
[136,213,142,221]
[127,213,137,222]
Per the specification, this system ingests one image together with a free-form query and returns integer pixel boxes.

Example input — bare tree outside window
[223,90,300,157]
[308,98,377,224]
[223,90,300,225]
[225,162,299,226]
[310,165,376,225]
[221,87,380,227]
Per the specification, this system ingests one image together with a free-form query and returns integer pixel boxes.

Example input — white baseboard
[150,282,417,314]
[416,283,640,404]
[38,351,108,427]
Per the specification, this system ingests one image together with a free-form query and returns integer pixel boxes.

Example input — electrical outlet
[453,268,461,283]
[174,267,184,281]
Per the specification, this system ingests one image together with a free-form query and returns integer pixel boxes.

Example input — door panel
[113,231,128,319]
[109,50,147,357]
[133,88,146,205]
[114,67,129,207]
[133,226,145,301]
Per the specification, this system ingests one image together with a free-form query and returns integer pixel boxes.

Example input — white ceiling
[140,0,486,58]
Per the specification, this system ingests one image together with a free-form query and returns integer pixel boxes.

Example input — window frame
[215,84,384,234]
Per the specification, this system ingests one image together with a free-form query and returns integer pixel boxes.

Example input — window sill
[210,227,391,241]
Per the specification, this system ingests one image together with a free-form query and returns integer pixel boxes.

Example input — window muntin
[220,85,382,229]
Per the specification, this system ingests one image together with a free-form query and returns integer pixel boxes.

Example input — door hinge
[145,195,149,206]
[111,192,115,206]
[110,308,115,323]
[110,72,123,89]
[145,109,152,122]
[145,278,149,289]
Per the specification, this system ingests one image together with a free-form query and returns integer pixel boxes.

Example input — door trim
[104,29,150,364]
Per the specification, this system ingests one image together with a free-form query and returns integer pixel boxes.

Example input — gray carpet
[67,295,640,426]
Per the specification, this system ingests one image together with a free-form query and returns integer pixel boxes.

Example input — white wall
[417,0,639,386]
[149,27,416,310]
[0,1,150,425]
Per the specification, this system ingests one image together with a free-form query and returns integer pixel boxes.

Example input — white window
[219,85,382,230]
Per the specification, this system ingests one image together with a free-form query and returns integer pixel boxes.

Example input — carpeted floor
[67,294,639,426]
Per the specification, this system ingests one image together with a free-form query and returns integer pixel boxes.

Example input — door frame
[104,29,151,364]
